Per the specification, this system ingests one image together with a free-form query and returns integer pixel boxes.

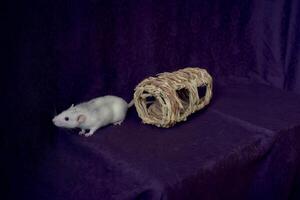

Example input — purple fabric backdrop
[3,0,300,199]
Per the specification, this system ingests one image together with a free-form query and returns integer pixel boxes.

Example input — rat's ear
[77,114,86,124]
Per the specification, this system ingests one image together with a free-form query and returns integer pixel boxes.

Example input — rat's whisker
[52,103,58,116]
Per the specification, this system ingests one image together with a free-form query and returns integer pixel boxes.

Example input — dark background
[3,0,300,199]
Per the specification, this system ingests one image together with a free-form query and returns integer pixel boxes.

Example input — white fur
[52,95,132,137]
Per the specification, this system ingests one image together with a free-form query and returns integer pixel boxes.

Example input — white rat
[52,95,134,137]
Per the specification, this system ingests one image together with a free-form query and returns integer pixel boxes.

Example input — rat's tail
[128,99,135,108]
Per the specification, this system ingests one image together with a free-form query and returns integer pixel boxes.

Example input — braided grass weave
[133,67,213,128]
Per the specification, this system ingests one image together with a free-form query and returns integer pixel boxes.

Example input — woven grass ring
[134,67,213,128]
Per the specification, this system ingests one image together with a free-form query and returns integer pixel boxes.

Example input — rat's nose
[52,117,57,124]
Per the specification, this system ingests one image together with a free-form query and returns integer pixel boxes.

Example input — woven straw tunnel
[133,67,213,128]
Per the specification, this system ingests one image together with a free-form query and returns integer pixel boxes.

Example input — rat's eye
[64,117,69,121]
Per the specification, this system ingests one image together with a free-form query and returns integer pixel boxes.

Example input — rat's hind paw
[113,120,123,126]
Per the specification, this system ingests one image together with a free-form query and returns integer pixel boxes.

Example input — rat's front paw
[79,129,85,135]
[84,132,94,137]
[84,129,95,137]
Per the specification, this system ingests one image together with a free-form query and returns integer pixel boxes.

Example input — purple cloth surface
[3,0,300,199]
[28,83,300,200]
